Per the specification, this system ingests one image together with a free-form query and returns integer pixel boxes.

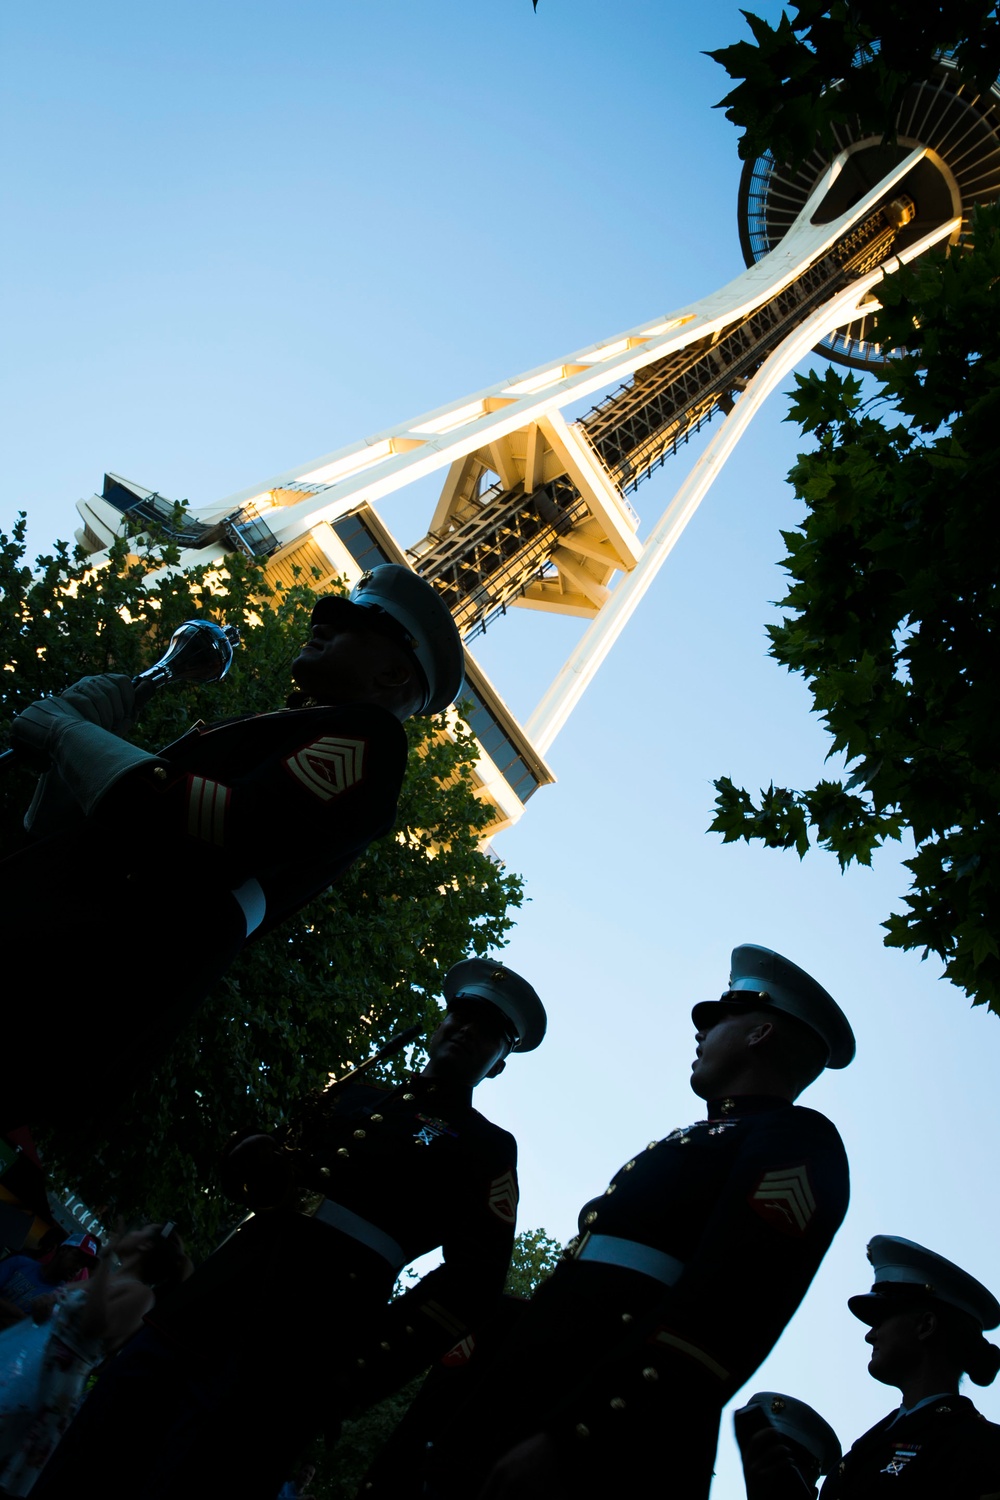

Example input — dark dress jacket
[438,1094,849,1500]
[820,1396,1000,1498]
[151,1073,519,1387]
[30,1075,518,1499]
[0,702,407,1124]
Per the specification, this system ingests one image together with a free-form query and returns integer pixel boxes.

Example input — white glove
[9,694,88,759]
[12,677,160,817]
[11,673,135,758]
[59,674,136,734]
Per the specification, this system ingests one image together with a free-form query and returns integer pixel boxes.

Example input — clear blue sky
[4,3,999,1493]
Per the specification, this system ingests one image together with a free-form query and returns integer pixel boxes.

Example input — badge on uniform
[413,1114,458,1147]
[442,1334,477,1366]
[488,1169,518,1224]
[880,1443,921,1475]
[749,1164,816,1235]
[284,736,366,801]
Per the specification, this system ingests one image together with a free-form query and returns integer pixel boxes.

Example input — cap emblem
[880,1446,920,1476]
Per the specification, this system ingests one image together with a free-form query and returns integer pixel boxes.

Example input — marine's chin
[688,1069,710,1100]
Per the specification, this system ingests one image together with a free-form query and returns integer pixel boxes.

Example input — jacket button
[574,1424,589,1439]
[610,1397,626,1410]
[354,1130,367,1140]
[337,1148,350,1159]
[403,1093,415,1101]
[370,1114,383,1123]
[642,1367,659,1382]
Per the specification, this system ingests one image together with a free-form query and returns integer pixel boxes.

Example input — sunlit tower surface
[76,61,1000,838]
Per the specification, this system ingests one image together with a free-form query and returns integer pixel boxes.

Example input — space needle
[74,58,1000,837]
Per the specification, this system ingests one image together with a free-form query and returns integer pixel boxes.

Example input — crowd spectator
[0,1223,189,1495]
[0,1237,99,1332]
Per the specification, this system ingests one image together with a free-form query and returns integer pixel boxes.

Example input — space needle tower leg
[524,215,957,757]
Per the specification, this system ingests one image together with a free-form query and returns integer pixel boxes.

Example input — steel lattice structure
[75,59,1000,833]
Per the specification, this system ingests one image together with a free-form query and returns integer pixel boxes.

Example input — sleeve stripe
[187,775,230,846]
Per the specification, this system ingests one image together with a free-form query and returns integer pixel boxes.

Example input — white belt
[231,878,266,936]
[312,1198,406,1273]
[577,1234,685,1287]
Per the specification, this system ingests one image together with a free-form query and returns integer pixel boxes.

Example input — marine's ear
[914,1308,939,1344]
[746,1019,775,1049]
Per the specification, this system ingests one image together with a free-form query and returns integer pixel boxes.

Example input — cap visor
[847,1293,882,1325]
[691,999,745,1029]
[311,596,369,629]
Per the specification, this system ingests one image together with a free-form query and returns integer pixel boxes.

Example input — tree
[0,519,524,1253]
[711,203,1000,1012]
[708,2,1000,165]
[503,1225,562,1299]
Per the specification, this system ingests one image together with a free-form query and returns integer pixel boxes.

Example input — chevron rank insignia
[442,1334,477,1367]
[488,1169,518,1224]
[749,1164,816,1235]
[284,736,366,801]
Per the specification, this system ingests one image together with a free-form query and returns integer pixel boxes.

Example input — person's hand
[97,1217,127,1268]
[10,696,84,760]
[29,1293,59,1324]
[10,674,135,761]
[477,1434,568,1500]
[59,675,136,733]
[743,1426,817,1500]
[220,1134,295,1209]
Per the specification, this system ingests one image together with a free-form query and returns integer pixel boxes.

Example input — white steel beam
[120,145,927,578]
[523,214,959,756]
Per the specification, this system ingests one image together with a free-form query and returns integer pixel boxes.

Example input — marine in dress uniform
[736,1391,842,1499]
[818,1237,1000,1498]
[431,944,854,1500]
[0,565,464,1129]
[32,959,547,1500]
